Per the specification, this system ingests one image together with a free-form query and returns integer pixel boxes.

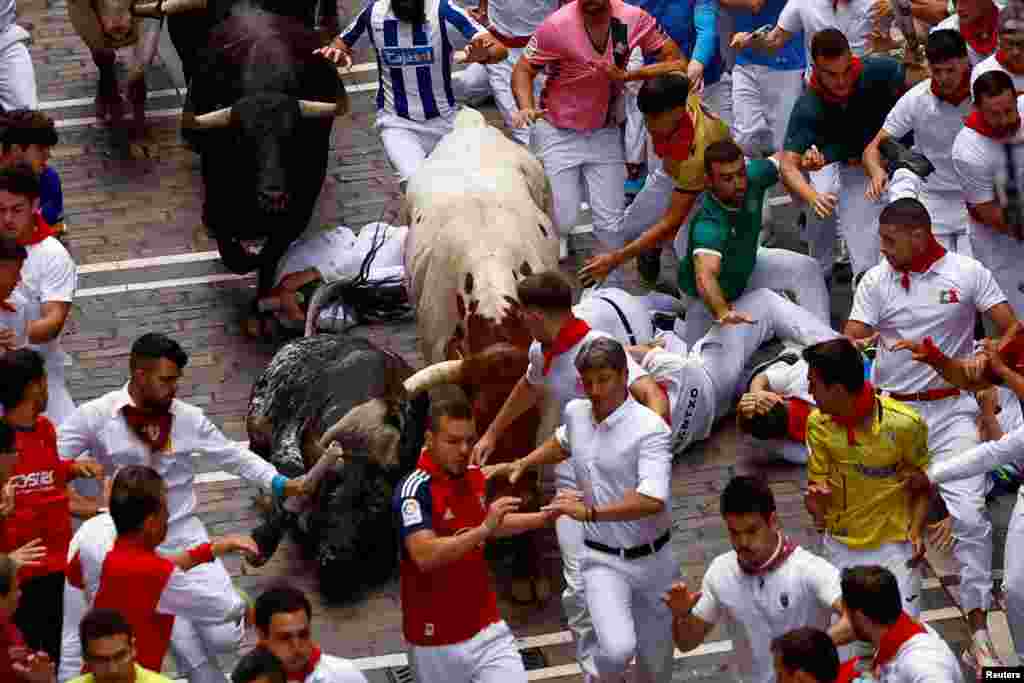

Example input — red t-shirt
[0,417,72,581]
[0,613,27,680]
[394,450,500,646]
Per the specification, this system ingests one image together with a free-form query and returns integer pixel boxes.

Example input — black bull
[169,9,344,298]
[246,335,430,602]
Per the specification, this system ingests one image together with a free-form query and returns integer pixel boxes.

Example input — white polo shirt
[691,546,842,683]
[555,395,672,548]
[882,80,971,199]
[16,236,76,372]
[639,346,716,454]
[971,54,1024,94]
[849,251,1006,393]
[777,0,874,62]
[876,623,965,683]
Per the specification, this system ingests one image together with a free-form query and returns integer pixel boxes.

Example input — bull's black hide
[247,335,429,602]
[170,6,342,298]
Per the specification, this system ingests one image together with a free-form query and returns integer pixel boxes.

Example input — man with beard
[953,69,1024,316]
[971,2,1024,91]
[663,476,849,683]
[933,0,1000,67]
[316,0,508,184]
[56,334,318,683]
[863,30,974,256]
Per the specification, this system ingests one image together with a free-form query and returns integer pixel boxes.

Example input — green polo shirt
[783,56,906,163]
[678,158,779,301]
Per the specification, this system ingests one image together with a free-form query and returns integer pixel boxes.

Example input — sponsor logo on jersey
[9,469,56,491]
[402,498,423,526]
[675,387,701,444]
[381,46,436,67]
[939,289,960,304]
[854,463,898,478]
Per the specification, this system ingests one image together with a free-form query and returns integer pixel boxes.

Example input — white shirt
[849,252,1006,393]
[57,386,280,541]
[762,357,814,404]
[877,624,965,683]
[304,654,370,683]
[930,423,1024,484]
[275,223,408,285]
[66,511,117,604]
[777,0,874,61]
[997,385,1024,433]
[882,79,972,196]
[691,546,842,683]
[952,95,1024,235]
[16,236,76,371]
[488,0,556,39]
[573,287,654,347]
[933,14,994,67]
[971,53,1024,94]
[555,396,672,548]
[639,346,716,454]
[0,288,29,345]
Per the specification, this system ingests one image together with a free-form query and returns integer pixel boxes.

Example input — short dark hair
[253,586,313,633]
[130,333,189,372]
[879,197,932,233]
[0,110,58,153]
[720,475,776,520]
[428,397,475,434]
[704,139,744,175]
[802,338,864,393]
[637,73,691,116]
[109,465,167,535]
[926,29,968,63]
[810,28,851,61]
[841,565,902,625]
[740,401,789,441]
[575,336,628,374]
[771,628,840,683]
[0,162,40,200]
[974,69,1016,106]
[516,270,573,311]
[80,608,134,654]
[232,647,286,683]
[0,236,26,263]
[0,553,15,597]
[0,420,13,453]
[0,348,46,409]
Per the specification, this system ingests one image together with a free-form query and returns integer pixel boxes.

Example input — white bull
[404,108,560,364]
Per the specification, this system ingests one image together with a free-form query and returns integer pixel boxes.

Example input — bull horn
[181,106,233,129]
[133,0,206,17]
[297,67,351,119]
[403,360,463,396]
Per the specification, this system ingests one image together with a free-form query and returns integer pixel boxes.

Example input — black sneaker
[879,139,935,180]
[652,312,677,332]
[637,247,663,288]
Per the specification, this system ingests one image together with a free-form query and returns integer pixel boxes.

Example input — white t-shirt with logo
[691,546,842,683]
[849,252,1006,393]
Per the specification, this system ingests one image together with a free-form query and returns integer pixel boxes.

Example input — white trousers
[911,397,993,614]
[804,165,840,279]
[920,190,971,256]
[970,224,1024,319]
[0,27,36,111]
[1001,491,1024,660]
[450,48,530,145]
[408,620,526,683]
[743,434,809,465]
[58,581,88,682]
[558,514,600,680]
[836,165,884,277]
[677,247,831,348]
[377,112,455,183]
[731,64,803,156]
[44,363,76,427]
[582,542,678,683]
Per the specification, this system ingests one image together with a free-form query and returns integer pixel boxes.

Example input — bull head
[132,0,207,17]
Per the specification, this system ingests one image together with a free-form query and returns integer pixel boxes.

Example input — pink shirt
[524,0,668,131]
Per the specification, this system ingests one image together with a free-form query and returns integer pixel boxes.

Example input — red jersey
[0,612,27,680]
[393,450,500,646]
[92,538,176,671]
[0,416,72,580]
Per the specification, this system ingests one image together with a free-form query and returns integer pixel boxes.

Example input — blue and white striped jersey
[341,0,485,121]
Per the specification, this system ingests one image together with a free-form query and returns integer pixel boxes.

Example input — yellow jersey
[70,664,174,683]
[806,395,929,550]
[668,90,732,193]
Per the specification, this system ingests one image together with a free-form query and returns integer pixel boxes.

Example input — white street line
[76,272,253,297]
[78,251,222,274]
[40,88,181,111]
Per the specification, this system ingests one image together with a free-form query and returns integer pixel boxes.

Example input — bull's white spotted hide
[405,108,559,363]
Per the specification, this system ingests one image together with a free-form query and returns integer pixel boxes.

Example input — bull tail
[454,107,486,130]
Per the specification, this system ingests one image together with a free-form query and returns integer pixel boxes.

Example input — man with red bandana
[934,0,1000,67]
[953,68,1024,316]
[779,28,927,281]
[971,2,1024,91]
[863,30,975,256]
[842,197,1016,671]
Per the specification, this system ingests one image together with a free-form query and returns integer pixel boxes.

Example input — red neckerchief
[997,49,1024,75]
[287,646,322,681]
[834,657,862,683]
[738,532,798,575]
[15,212,57,247]
[961,5,999,56]
[786,397,813,443]
[809,56,864,105]
[963,109,1021,138]
[122,404,173,452]
[829,381,876,445]
[895,237,946,291]
[931,71,972,105]
[873,612,927,670]
[650,112,696,162]
[542,317,592,375]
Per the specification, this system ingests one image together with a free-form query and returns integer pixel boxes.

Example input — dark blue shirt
[732,0,804,70]
[39,166,63,226]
